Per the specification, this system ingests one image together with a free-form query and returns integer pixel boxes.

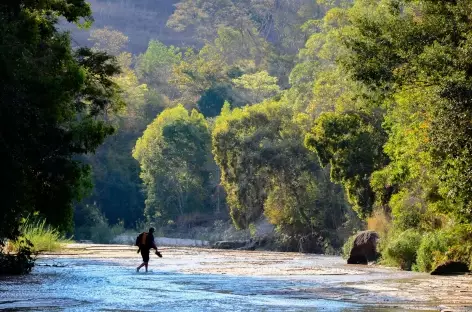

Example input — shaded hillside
[64,0,199,53]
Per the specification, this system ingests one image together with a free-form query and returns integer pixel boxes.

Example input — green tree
[136,40,182,98]
[232,71,280,104]
[89,27,129,56]
[213,100,355,251]
[133,105,214,222]
[305,111,388,218]
[196,84,236,118]
[170,27,271,112]
[0,0,123,240]
[77,52,165,228]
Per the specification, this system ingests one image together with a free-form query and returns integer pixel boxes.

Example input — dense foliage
[303,0,472,270]
[133,106,215,222]
[0,0,122,242]
[213,101,356,251]
[73,0,341,241]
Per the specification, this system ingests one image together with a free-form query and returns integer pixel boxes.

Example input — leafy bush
[0,239,35,275]
[89,222,126,244]
[383,229,422,270]
[416,225,472,272]
[389,190,423,232]
[415,230,451,272]
[10,218,70,253]
[341,234,357,259]
[75,204,127,244]
[445,225,472,271]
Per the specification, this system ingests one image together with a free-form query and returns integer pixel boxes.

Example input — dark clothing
[139,232,156,263]
[140,249,150,263]
[145,232,155,249]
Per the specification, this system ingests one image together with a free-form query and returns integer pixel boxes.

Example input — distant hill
[63,0,200,54]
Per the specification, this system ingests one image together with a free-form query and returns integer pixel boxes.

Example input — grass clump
[10,217,70,253]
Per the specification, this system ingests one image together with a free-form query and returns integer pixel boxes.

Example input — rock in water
[347,230,380,265]
[431,261,470,275]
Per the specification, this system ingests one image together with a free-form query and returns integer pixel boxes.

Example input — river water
[0,245,470,311]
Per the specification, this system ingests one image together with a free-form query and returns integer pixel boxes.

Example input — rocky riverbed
[0,244,471,311]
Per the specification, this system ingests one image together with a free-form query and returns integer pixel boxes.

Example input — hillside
[64,0,199,53]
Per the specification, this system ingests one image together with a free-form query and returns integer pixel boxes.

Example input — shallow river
[1,245,471,311]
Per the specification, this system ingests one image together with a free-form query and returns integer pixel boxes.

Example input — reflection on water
[0,258,426,312]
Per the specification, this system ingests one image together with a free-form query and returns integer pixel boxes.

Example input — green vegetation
[212,100,356,252]
[0,240,35,275]
[133,105,215,223]
[300,0,472,271]
[74,204,128,244]
[4,0,472,274]
[383,230,422,271]
[10,218,71,253]
[342,235,357,260]
[0,0,123,273]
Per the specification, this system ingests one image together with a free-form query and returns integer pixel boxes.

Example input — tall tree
[77,52,164,227]
[213,101,355,251]
[136,40,182,99]
[89,26,129,56]
[133,105,215,222]
[0,0,123,239]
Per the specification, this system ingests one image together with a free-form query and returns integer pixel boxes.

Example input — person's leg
[137,262,145,272]
[138,249,149,272]
[140,249,150,272]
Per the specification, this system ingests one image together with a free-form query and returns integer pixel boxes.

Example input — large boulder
[347,230,380,265]
[431,261,470,275]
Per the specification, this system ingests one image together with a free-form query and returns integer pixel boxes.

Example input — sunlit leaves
[133,106,213,221]
[305,112,387,217]
[212,99,351,250]
[89,27,129,56]
[232,71,280,103]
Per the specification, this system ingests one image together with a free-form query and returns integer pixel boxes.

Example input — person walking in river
[136,227,162,273]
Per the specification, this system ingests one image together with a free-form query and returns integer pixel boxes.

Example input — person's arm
[149,235,157,250]
[151,236,162,257]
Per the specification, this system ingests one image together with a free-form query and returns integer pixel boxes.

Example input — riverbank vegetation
[0,0,124,273]
[2,0,472,274]
[2,218,69,274]
[8,218,71,253]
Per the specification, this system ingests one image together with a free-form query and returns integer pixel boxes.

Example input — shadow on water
[0,258,433,312]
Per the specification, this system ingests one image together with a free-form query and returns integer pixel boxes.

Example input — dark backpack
[135,232,148,247]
